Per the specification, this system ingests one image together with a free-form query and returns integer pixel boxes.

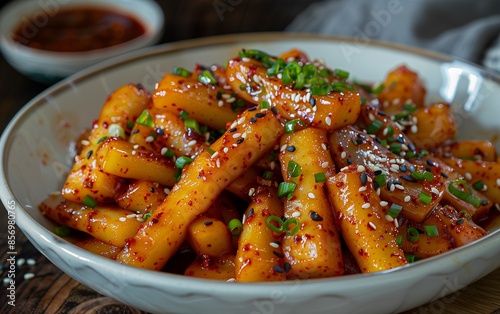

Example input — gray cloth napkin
[286,0,500,73]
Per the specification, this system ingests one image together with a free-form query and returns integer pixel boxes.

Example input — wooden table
[0,1,499,313]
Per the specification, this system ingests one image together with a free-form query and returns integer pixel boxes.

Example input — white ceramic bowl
[0,0,164,83]
[1,34,499,314]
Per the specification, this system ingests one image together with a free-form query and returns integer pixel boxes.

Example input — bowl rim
[0,0,165,61]
[1,32,499,308]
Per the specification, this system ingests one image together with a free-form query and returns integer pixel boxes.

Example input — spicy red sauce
[12,7,145,52]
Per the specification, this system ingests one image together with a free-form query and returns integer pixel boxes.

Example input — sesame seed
[395,184,404,191]
[292,211,301,218]
[187,140,197,147]
[242,57,250,62]
[385,214,394,222]
[380,201,388,206]
[322,143,328,151]
[269,241,280,248]
[248,187,255,196]
[119,217,127,222]
[24,273,35,280]
[411,125,418,133]
[369,113,376,121]
[368,222,377,230]
[218,100,224,107]
[308,192,316,199]
[431,187,440,195]
[357,165,366,172]
[3,277,11,286]
[232,133,242,138]
[216,159,221,168]
[404,195,411,202]
[17,258,25,267]
[280,144,287,152]
[359,186,367,192]
[145,136,155,142]
[253,75,262,84]
[131,150,137,155]
[126,213,137,219]
[227,278,236,282]
[496,178,500,187]
[361,203,371,209]
[27,258,36,266]
[322,162,329,168]
[223,147,229,153]
[325,116,332,126]
[341,151,347,159]
[394,219,400,228]
[81,140,90,146]
[238,117,246,125]
[164,188,171,195]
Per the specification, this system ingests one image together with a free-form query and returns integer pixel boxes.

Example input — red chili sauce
[11,7,145,52]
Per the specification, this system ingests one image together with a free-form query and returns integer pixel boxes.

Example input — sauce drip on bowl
[11,7,146,52]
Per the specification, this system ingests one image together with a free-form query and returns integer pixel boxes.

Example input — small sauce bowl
[0,0,164,83]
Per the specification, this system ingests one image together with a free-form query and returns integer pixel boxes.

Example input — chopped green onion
[164,148,175,158]
[174,168,182,182]
[262,171,274,180]
[314,172,326,183]
[371,83,385,94]
[179,110,189,120]
[309,80,332,96]
[387,203,403,219]
[419,191,432,205]
[287,160,302,178]
[424,225,439,237]
[283,218,299,235]
[334,69,350,79]
[184,118,201,135]
[284,119,306,133]
[366,120,383,135]
[396,235,403,246]
[126,121,135,129]
[390,143,402,154]
[267,58,285,76]
[54,226,72,237]
[458,209,472,220]
[175,156,193,169]
[407,227,420,242]
[423,171,434,181]
[198,69,217,85]
[206,148,216,156]
[96,136,109,144]
[277,182,297,199]
[83,195,98,208]
[375,173,387,187]
[259,101,270,109]
[448,179,481,208]
[472,180,485,191]
[228,219,243,236]
[172,67,191,78]
[266,215,284,232]
[143,211,153,221]
[405,254,419,263]
[240,49,274,68]
[136,109,155,128]
[149,132,158,140]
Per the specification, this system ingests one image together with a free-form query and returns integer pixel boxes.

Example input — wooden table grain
[0,1,499,313]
